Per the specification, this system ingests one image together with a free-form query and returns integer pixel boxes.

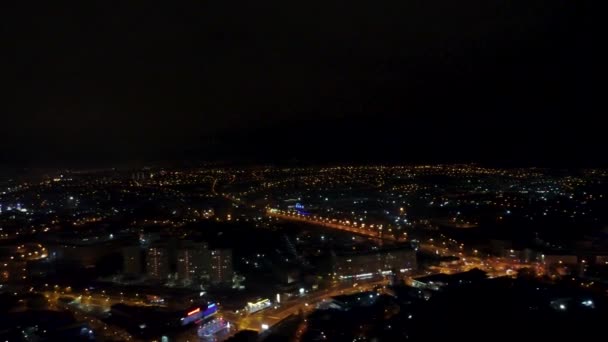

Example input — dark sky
[3,1,601,167]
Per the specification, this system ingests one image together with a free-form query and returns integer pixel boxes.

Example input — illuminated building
[132,172,148,181]
[177,242,210,284]
[210,249,233,285]
[332,247,416,280]
[146,247,169,280]
[246,298,272,314]
[182,303,218,325]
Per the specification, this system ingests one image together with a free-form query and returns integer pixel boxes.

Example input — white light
[559,304,566,310]
[299,288,305,295]
[261,324,269,330]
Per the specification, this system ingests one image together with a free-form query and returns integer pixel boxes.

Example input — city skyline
[1,2,603,341]
[2,164,607,341]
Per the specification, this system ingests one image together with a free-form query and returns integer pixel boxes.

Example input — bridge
[266,209,399,241]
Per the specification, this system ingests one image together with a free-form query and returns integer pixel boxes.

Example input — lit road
[175,279,392,342]
[202,175,219,195]
[228,278,390,333]
[268,210,543,278]
[40,287,160,310]
[266,210,396,241]
[43,291,133,341]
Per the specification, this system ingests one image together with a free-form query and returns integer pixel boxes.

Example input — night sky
[3,1,600,167]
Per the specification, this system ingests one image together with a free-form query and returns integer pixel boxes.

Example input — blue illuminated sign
[202,303,218,318]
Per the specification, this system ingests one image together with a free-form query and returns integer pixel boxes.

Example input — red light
[187,308,201,316]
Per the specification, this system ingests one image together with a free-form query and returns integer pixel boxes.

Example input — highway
[169,278,391,341]
[226,278,390,333]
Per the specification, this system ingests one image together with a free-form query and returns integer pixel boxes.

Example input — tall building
[176,242,210,284]
[122,247,143,275]
[146,247,170,280]
[210,249,233,285]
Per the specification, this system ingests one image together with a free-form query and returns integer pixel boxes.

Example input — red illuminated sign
[187,308,201,316]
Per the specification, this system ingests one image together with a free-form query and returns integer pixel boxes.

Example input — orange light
[187,308,201,316]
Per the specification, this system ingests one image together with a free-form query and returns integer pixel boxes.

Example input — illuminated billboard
[181,303,218,326]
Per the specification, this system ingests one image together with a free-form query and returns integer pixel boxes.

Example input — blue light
[201,303,218,318]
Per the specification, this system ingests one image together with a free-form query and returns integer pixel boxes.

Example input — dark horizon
[3,1,601,168]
